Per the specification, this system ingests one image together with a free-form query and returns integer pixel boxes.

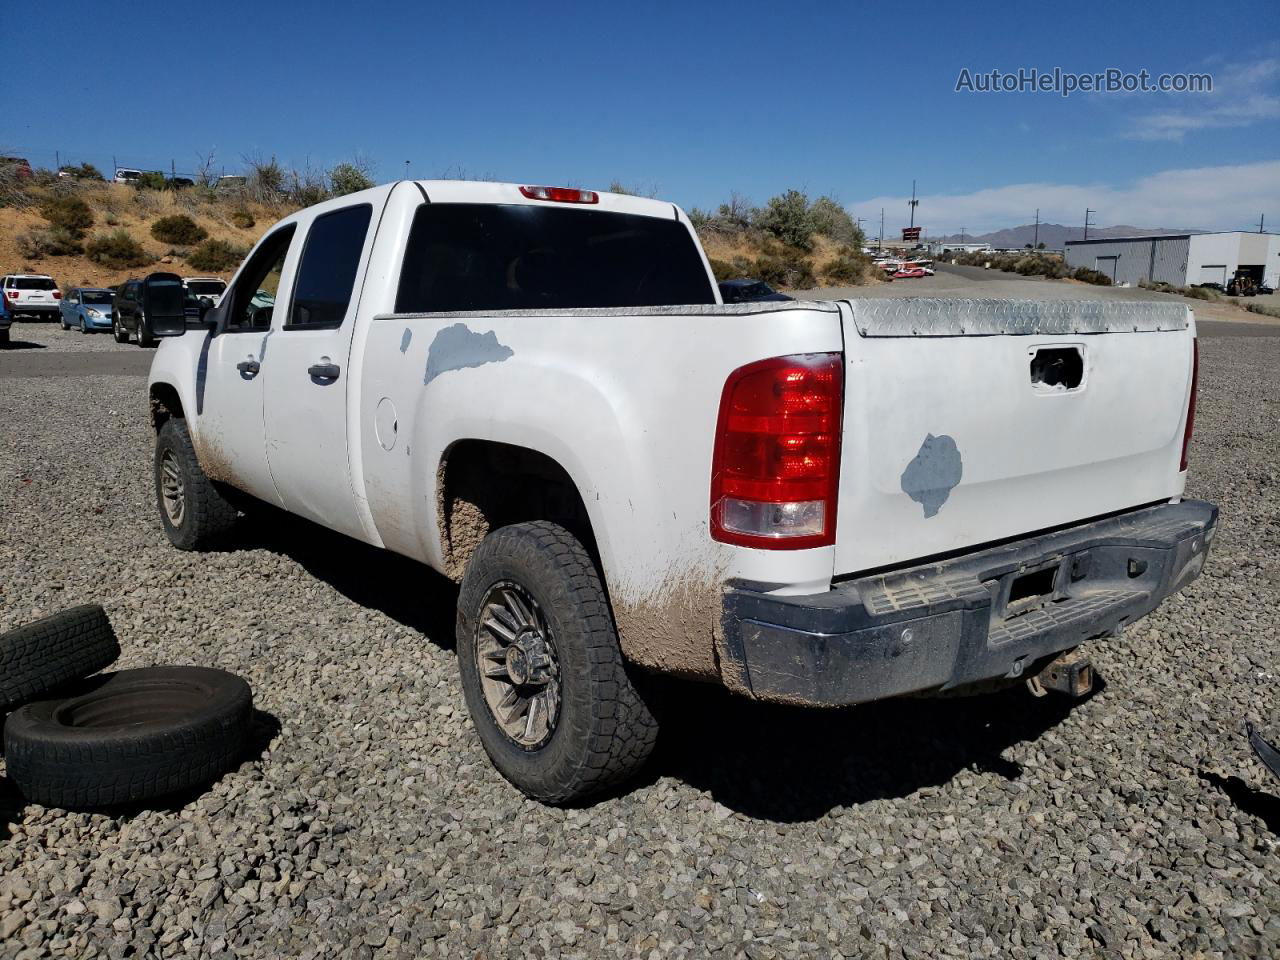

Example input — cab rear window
[394,204,715,313]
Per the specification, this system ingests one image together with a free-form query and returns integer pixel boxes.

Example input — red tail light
[52,290,62,299]
[519,185,599,204]
[710,353,843,549]
[1179,338,1198,471]
[4,290,17,299]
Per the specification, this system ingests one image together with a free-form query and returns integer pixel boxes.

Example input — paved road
[0,349,154,378]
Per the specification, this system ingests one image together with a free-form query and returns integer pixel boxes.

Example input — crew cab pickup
[147,181,1215,803]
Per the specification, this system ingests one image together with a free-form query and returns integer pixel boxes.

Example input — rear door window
[394,204,716,313]
[287,204,372,328]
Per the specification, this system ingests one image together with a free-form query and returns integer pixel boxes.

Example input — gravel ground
[0,337,1278,960]
[4,319,134,353]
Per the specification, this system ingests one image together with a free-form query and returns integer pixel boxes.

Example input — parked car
[112,273,189,347]
[113,168,143,185]
[183,277,228,309]
[1,156,34,179]
[59,287,116,333]
[718,278,793,303]
[2,274,61,320]
[894,267,927,279]
[145,180,1214,804]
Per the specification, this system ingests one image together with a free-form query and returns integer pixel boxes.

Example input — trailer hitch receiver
[1027,648,1094,698]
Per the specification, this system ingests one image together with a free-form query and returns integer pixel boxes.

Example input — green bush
[136,171,168,190]
[707,258,734,282]
[757,190,816,251]
[60,162,103,180]
[186,238,245,272]
[39,195,94,237]
[753,251,814,290]
[823,255,864,284]
[15,229,82,258]
[329,162,375,196]
[87,229,151,268]
[150,214,208,245]
[810,196,864,247]
[230,209,255,229]
[1072,266,1112,286]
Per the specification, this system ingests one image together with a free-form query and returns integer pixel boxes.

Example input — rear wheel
[0,328,9,345]
[457,522,659,804]
[154,418,239,550]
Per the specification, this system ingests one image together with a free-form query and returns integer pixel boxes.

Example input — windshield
[395,204,716,313]
[185,280,226,295]
[81,290,113,305]
[14,277,56,290]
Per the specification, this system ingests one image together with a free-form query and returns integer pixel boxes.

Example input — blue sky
[5,0,1277,234]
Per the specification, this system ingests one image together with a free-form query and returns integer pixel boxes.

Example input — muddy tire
[3,666,253,809]
[457,522,659,804]
[154,418,239,550]
[0,605,120,712]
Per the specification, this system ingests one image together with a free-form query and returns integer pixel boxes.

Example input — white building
[1064,231,1280,288]
[926,241,993,255]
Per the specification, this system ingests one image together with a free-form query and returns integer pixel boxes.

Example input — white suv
[2,274,62,321]
[182,277,227,308]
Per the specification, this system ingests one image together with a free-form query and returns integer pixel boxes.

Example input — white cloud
[1128,57,1280,140]
[850,160,1280,235]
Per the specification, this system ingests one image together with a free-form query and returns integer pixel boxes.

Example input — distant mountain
[933,224,1206,249]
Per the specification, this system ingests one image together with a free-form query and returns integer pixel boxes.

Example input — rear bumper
[719,500,1217,707]
[11,304,59,317]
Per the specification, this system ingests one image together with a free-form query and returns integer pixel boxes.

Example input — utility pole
[1034,208,1040,248]
[171,159,176,181]
[1259,213,1266,234]
[1084,208,1096,240]
[959,226,966,243]
[55,150,60,172]
[878,208,885,252]
[404,160,411,179]
[908,180,919,229]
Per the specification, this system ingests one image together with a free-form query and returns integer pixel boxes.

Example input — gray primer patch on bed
[399,328,412,353]
[900,434,963,518]
[423,323,513,386]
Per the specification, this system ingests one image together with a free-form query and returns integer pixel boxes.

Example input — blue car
[59,287,116,333]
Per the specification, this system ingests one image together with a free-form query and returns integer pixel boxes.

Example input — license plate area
[991,557,1066,620]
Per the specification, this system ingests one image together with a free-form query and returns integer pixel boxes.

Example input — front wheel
[80,317,88,334]
[154,418,240,550]
[112,314,128,343]
[138,316,156,348]
[457,522,659,804]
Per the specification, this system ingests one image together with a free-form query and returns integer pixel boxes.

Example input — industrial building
[1064,231,1280,288]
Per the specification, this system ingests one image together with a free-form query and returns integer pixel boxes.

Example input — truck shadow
[223,509,459,650]
[651,680,1093,822]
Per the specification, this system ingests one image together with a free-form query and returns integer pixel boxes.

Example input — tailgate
[834,298,1195,574]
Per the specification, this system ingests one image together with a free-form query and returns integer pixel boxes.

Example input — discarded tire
[0,605,120,712]
[3,666,252,809]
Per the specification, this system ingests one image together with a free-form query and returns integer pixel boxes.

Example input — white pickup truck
[146,180,1216,802]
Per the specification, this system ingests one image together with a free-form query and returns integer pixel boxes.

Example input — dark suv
[112,273,190,347]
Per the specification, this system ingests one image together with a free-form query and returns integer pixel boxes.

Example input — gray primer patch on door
[399,328,412,353]
[423,323,513,386]
[900,433,963,518]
